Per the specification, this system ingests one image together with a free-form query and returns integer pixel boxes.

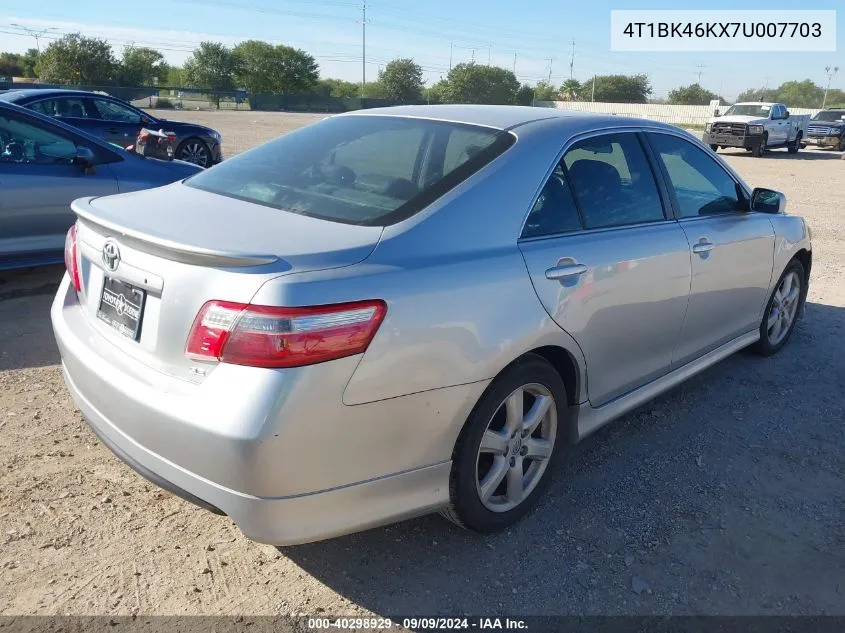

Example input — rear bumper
[51,276,482,544]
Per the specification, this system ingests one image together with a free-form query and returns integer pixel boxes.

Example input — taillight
[64,224,81,293]
[185,299,387,368]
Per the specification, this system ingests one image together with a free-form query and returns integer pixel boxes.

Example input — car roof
[0,88,110,103]
[340,103,682,134]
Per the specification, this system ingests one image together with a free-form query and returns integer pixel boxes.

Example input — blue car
[0,89,223,166]
[0,100,202,270]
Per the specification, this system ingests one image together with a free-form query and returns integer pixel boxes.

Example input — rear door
[519,131,692,406]
[0,107,118,264]
[644,130,775,367]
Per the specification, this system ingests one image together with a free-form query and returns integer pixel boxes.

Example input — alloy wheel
[179,141,209,167]
[767,270,801,346]
[475,383,557,513]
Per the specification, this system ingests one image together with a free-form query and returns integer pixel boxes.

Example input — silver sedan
[52,105,812,545]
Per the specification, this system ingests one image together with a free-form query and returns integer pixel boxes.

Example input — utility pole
[696,64,705,84]
[547,58,554,84]
[487,45,491,66]
[569,40,575,81]
[449,42,453,71]
[360,1,367,98]
[591,75,596,102]
[513,52,517,74]
[471,48,476,63]
[822,65,840,109]
[10,24,57,61]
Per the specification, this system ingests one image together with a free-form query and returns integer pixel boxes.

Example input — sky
[0,0,843,101]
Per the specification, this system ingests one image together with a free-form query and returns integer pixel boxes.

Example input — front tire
[709,144,719,152]
[838,135,845,152]
[754,259,805,356]
[752,133,768,157]
[442,354,567,533]
[787,132,801,154]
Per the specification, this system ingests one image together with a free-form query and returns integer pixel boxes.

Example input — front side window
[648,133,744,218]
[562,133,664,229]
[0,113,77,164]
[186,116,513,226]
[92,99,142,124]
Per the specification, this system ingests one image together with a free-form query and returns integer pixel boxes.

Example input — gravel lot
[1,111,844,617]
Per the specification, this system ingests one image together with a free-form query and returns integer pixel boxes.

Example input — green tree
[667,83,722,105]
[776,79,824,108]
[20,49,40,77]
[378,58,424,101]
[273,44,319,94]
[361,81,389,99]
[118,45,166,86]
[164,65,184,87]
[826,88,845,107]
[0,53,24,78]
[183,41,238,91]
[425,80,447,103]
[232,40,277,93]
[577,74,651,103]
[38,33,116,85]
[560,78,581,101]
[533,80,558,102]
[315,78,360,98]
[514,83,535,106]
[440,63,519,105]
[736,87,776,103]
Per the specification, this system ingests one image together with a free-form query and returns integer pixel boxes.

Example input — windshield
[185,115,513,226]
[812,110,845,122]
[723,104,773,118]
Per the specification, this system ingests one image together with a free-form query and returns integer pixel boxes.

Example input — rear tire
[442,354,567,533]
[839,135,845,152]
[753,259,805,356]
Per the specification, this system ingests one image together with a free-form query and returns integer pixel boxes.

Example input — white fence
[537,100,821,127]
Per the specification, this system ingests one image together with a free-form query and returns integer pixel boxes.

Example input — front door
[519,132,692,406]
[0,110,118,264]
[645,131,775,367]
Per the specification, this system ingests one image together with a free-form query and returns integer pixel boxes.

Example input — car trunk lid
[70,184,383,382]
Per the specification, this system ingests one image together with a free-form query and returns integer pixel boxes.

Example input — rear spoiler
[72,197,279,267]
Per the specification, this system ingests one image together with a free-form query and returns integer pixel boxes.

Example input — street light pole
[822,65,839,109]
[10,24,57,59]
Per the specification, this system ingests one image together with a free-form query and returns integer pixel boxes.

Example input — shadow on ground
[281,301,845,616]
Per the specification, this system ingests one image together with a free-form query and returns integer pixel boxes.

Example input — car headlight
[747,125,764,135]
[705,122,712,132]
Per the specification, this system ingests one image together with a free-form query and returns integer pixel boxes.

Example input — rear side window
[522,163,582,239]
[563,133,664,230]
[186,115,514,226]
[30,98,90,118]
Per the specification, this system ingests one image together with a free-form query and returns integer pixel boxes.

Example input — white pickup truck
[703,102,810,157]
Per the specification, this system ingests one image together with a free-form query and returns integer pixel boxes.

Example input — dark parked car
[804,107,845,151]
[0,100,202,270]
[0,89,222,166]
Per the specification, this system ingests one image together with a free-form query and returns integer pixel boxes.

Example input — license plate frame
[97,276,146,341]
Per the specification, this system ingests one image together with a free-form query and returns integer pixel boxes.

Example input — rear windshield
[185,115,514,226]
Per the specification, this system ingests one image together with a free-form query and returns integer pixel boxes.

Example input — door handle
[545,263,588,280]
[692,241,715,254]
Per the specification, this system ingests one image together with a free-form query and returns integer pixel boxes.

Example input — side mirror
[784,110,790,119]
[714,110,721,117]
[751,187,786,214]
[74,146,96,173]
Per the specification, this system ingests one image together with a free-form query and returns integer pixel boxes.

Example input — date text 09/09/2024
[306,617,529,630]
[622,22,822,39]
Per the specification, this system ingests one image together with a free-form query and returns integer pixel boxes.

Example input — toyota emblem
[102,240,121,271]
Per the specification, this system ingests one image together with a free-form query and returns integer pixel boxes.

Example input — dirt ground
[1,111,844,617]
